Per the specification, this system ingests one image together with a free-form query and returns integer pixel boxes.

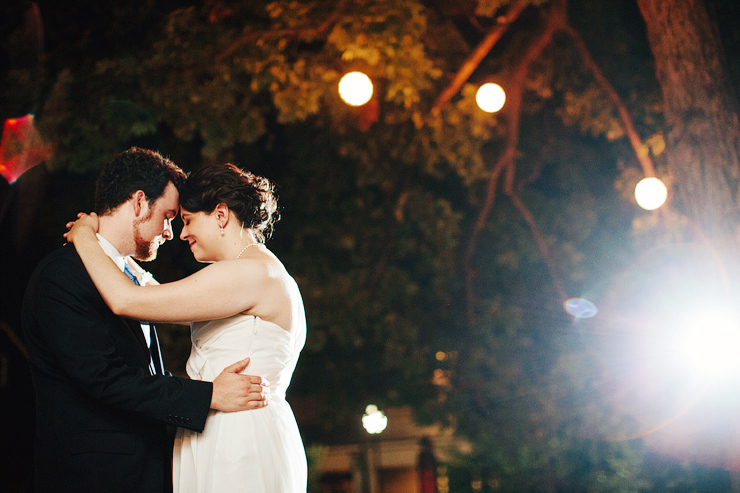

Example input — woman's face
[179,208,217,262]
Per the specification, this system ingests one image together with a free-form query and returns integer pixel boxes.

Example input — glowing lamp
[476,83,506,113]
[361,404,388,434]
[634,177,667,210]
[338,71,374,107]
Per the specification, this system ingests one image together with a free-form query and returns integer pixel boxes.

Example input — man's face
[132,181,179,261]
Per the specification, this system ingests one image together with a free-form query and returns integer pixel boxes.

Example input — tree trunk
[636,0,740,476]
[637,0,740,244]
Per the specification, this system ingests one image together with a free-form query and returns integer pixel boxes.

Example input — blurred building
[312,406,468,493]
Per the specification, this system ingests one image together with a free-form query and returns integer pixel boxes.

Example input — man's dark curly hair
[179,163,279,243]
[94,147,186,215]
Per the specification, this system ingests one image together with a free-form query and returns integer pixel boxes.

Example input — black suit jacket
[22,245,213,493]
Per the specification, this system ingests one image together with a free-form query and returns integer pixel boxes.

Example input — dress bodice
[186,314,305,399]
[175,313,308,492]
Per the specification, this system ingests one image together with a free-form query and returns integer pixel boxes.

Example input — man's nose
[162,220,173,240]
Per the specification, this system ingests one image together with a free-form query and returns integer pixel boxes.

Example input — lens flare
[0,114,53,183]
[564,297,598,318]
[677,309,740,379]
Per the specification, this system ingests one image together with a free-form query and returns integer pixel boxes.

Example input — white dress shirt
[95,234,154,361]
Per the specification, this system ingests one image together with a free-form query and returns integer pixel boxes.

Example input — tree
[638,0,740,242]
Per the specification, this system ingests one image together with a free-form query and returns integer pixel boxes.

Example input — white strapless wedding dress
[173,314,307,492]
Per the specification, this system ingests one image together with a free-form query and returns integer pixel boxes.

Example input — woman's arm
[124,259,199,326]
[66,213,272,323]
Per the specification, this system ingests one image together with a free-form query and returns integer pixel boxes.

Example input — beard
[132,218,159,261]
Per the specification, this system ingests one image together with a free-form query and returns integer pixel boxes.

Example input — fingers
[246,375,269,387]
[245,387,270,408]
[243,399,269,410]
[64,212,97,234]
[224,357,251,374]
[224,359,270,387]
[249,382,270,395]
[213,358,271,412]
[244,376,270,406]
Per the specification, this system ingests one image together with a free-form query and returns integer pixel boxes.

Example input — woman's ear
[215,203,229,227]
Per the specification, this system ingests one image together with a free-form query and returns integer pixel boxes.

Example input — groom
[22,148,269,493]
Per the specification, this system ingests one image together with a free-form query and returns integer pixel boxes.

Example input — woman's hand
[64,212,100,244]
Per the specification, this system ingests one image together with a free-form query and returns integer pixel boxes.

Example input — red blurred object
[418,437,439,493]
[359,98,379,132]
[0,114,53,183]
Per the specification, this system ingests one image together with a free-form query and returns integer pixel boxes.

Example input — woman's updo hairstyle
[180,163,279,242]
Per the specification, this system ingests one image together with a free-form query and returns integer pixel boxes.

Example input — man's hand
[211,358,270,412]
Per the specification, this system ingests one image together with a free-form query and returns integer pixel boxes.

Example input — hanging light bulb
[476,83,506,113]
[635,177,668,210]
[338,71,374,107]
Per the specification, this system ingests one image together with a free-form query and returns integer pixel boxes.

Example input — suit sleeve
[28,255,212,432]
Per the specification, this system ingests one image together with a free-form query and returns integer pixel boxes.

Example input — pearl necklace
[236,243,260,259]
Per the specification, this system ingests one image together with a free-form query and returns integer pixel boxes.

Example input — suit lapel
[121,317,149,356]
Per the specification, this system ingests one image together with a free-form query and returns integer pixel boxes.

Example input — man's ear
[132,190,148,217]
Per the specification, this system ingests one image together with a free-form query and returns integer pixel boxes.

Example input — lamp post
[361,405,387,493]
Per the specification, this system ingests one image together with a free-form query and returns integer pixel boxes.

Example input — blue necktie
[123,263,164,375]
[123,263,139,286]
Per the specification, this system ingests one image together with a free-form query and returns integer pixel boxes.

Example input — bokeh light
[564,297,598,318]
[475,83,506,113]
[634,177,668,210]
[361,404,388,434]
[338,71,374,107]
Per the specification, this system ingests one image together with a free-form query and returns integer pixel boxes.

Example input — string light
[476,83,506,113]
[338,71,374,107]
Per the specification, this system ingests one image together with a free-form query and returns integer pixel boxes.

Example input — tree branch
[215,0,349,64]
[508,193,568,300]
[516,158,544,190]
[464,0,564,327]
[463,164,503,326]
[563,25,657,178]
[431,0,528,113]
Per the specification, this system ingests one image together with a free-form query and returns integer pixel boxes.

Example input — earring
[221,226,225,236]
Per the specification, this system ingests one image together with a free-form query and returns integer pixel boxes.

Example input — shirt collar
[96,233,127,272]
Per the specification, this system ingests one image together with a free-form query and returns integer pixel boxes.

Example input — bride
[66,163,307,492]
